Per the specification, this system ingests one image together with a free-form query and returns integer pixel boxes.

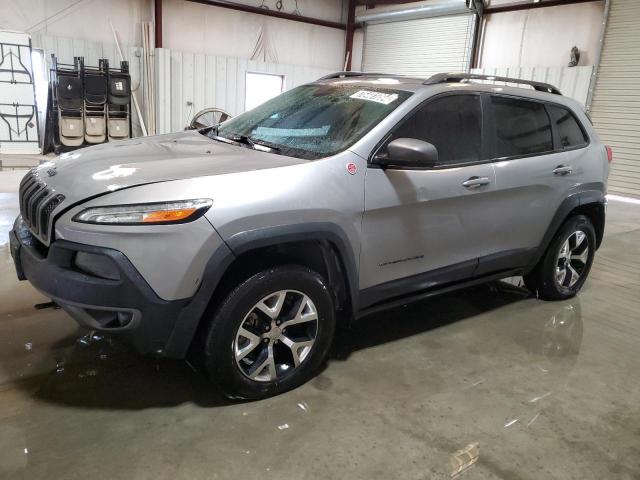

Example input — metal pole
[344,0,356,71]
[109,20,148,136]
[155,0,163,48]
[585,0,610,111]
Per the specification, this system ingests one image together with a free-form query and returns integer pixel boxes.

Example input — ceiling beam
[183,0,346,30]
[485,0,603,15]
[356,0,424,5]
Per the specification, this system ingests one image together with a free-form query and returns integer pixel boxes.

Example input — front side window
[491,96,553,158]
[217,84,411,160]
[381,94,483,166]
[547,104,588,149]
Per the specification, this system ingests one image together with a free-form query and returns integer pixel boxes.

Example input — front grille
[18,171,65,242]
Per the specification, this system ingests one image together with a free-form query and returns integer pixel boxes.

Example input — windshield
[216,84,412,159]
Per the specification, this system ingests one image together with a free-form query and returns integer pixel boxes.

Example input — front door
[359,93,498,305]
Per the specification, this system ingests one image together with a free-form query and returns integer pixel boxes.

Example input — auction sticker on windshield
[350,90,399,105]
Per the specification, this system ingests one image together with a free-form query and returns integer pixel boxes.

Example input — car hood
[34,130,307,203]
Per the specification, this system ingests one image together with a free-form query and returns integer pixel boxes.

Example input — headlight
[73,199,213,225]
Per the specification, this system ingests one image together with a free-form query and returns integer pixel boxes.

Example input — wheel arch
[163,223,359,358]
[527,186,605,273]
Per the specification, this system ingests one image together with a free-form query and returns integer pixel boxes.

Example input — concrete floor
[1,169,639,480]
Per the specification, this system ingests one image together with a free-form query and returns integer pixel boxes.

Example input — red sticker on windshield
[347,163,357,175]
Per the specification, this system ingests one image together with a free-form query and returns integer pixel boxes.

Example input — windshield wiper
[229,134,256,148]
[250,138,281,152]
[225,133,281,152]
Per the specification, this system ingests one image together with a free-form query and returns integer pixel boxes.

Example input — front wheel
[202,265,335,400]
[524,215,596,300]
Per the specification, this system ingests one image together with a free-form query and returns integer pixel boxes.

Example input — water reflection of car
[503,299,583,429]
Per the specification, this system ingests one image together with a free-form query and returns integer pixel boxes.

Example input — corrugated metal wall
[471,66,594,106]
[363,14,475,77]
[589,0,640,198]
[155,48,335,134]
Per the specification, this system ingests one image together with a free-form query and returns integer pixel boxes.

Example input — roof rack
[317,71,389,80]
[424,73,562,95]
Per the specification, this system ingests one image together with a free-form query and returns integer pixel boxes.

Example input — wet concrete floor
[1,169,639,479]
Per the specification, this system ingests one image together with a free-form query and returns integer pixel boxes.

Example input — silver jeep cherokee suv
[10,72,610,399]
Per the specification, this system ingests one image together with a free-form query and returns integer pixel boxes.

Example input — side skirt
[356,268,524,318]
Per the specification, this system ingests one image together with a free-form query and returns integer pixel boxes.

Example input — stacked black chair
[46,55,132,154]
[107,61,131,141]
[52,56,84,147]
[83,59,108,144]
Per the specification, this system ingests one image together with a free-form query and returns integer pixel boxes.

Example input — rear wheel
[202,265,335,400]
[524,215,596,300]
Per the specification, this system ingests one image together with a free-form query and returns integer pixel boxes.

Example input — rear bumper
[10,216,190,356]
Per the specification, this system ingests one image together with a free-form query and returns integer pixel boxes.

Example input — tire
[524,215,596,301]
[202,265,335,400]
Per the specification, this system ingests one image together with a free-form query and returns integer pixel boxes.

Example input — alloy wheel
[234,290,319,382]
[555,230,590,288]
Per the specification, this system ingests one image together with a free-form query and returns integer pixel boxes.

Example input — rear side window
[491,96,553,158]
[383,94,483,166]
[547,104,588,149]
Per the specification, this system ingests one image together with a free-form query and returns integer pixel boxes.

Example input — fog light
[116,312,133,328]
[86,309,134,329]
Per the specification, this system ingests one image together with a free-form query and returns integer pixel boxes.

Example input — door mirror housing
[375,138,438,168]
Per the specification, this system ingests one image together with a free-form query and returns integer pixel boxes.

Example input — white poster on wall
[0,30,40,154]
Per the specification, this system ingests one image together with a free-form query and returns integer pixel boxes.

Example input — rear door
[475,94,580,275]
[360,93,498,302]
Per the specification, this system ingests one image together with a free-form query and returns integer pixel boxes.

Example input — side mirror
[375,138,438,168]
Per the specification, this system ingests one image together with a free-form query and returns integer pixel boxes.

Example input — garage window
[491,96,553,158]
[547,104,588,150]
[245,72,284,111]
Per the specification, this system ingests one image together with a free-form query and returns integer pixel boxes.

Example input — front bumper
[10,217,189,356]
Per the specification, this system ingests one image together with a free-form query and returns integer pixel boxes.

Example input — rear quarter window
[547,104,589,149]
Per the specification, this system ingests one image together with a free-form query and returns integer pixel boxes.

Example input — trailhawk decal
[378,254,424,267]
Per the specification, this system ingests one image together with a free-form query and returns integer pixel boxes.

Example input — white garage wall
[155,48,334,134]
[1,0,345,70]
[4,1,346,137]
[28,33,335,136]
[479,1,605,68]
[162,0,346,71]
[0,0,153,47]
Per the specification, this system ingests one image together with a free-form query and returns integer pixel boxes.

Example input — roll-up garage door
[362,13,476,77]
[589,0,640,198]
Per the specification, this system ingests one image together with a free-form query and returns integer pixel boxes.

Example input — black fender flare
[164,222,359,358]
[526,184,605,272]
[226,222,360,314]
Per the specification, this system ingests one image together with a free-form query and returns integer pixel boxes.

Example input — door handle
[462,176,491,189]
[553,165,573,176]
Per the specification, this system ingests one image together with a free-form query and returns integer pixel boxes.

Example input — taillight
[605,145,613,163]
